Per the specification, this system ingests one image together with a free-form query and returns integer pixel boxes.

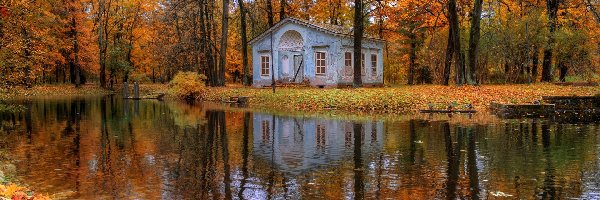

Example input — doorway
[292,55,304,83]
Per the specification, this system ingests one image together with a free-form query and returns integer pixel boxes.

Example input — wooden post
[134,81,139,99]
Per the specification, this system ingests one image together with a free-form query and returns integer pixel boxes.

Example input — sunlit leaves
[202,84,600,113]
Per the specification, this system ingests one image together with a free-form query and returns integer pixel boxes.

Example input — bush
[169,72,207,101]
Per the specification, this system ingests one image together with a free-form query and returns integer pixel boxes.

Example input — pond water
[0,96,599,199]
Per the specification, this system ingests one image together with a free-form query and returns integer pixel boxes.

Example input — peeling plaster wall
[251,22,385,87]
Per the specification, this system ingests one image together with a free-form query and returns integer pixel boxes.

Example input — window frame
[315,51,327,76]
[344,52,353,68]
[260,55,270,76]
[361,53,365,76]
[371,54,377,77]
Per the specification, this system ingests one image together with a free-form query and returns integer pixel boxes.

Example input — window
[371,54,377,76]
[361,53,365,75]
[315,51,326,75]
[344,52,352,67]
[261,55,270,76]
[316,124,326,150]
[261,120,270,143]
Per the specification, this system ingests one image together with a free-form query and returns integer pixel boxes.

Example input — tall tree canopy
[0,0,598,87]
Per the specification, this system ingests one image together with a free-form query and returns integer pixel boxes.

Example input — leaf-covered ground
[0,84,112,100]
[202,84,600,113]
[2,83,598,113]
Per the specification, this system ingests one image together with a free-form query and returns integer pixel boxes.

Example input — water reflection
[0,97,599,199]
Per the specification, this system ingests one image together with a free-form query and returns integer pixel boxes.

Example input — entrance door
[292,55,304,83]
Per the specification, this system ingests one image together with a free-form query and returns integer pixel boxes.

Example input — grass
[202,84,600,113]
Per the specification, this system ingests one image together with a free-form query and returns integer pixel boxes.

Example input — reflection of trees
[540,123,557,199]
[467,126,480,200]
[238,112,251,199]
[169,110,234,199]
[353,122,364,199]
[3,99,600,199]
[443,122,459,200]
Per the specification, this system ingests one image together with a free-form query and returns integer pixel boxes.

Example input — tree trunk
[531,48,539,82]
[448,0,463,85]
[21,27,32,88]
[279,0,285,20]
[239,0,250,86]
[467,0,483,85]
[407,32,417,85]
[72,16,81,87]
[443,24,454,85]
[541,0,559,82]
[558,62,567,82]
[98,0,107,88]
[267,0,274,27]
[218,0,229,86]
[353,0,363,87]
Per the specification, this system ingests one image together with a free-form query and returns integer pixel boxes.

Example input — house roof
[248,17,385,45]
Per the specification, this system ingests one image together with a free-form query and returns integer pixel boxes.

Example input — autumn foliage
[0,184,50,200]
[0,0,598,87]
[169,72,207,101]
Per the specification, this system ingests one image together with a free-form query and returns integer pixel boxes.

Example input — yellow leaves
[201,84,599,114]
[168,72,208,100]
[0,184,50,200]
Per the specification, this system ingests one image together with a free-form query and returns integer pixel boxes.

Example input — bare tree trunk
[558,61,567,82]
[531,47,539,82]
[267,0,274,27]
[467,0,483,85]
[541,0,559,82]
[218,0,229,86]
[407,31,417,85]
[98,0,107,88]
[72,16,81,87]
[448,0,463,85]
[279,0,285,20]
[21,27,32,88]
[443,24,454,85]
[353,0,363,87]
[124,3,141,84]
[239,0,249,86]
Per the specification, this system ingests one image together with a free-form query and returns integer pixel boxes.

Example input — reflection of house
[249,17,385,88]
[253,114,383,174]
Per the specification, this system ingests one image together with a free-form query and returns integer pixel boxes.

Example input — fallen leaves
[0,184,50,200]
[202,84,600,113]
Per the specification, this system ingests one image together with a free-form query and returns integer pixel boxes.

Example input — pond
[0,96,599,199]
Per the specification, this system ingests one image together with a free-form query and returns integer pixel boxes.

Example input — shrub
[169,72,207,101]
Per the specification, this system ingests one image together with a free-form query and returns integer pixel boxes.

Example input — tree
[443,0,462,85]
[280,0,286,20]
[218,0,230,86]
[467,0,483,85]
[267,0,274,27]
[353,0,363,87]
[541,0,560,82]
[238,0,250,86]
[98,0,108,88]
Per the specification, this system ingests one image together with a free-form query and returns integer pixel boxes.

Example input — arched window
[278,30,304,52]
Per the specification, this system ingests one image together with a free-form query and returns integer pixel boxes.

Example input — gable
[249,17,384,46]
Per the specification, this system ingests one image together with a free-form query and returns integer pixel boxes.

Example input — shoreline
[2,83,599,114]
